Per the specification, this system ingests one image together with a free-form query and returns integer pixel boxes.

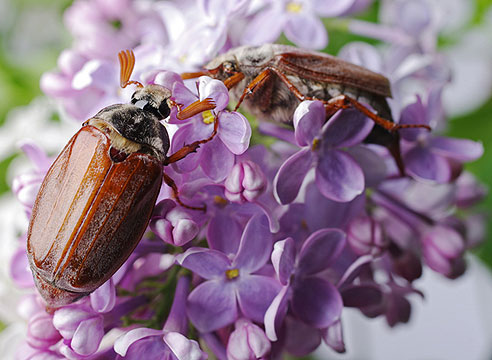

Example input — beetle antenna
[118,49,143,88]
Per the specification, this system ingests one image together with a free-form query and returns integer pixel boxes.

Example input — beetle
[27,50,216,309]
[182,44,430,173]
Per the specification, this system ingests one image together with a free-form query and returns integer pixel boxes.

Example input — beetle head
[131,84,173,120]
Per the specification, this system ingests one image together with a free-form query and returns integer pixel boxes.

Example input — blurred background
[0,0,491,358]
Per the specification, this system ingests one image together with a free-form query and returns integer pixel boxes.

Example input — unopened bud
[225,161,267,203]
[347,216,388,257]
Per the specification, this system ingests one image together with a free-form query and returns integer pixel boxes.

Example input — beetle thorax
[87,118,142,155]
[88,103,170,163]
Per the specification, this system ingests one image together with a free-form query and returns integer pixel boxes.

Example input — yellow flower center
[179,54,187,63]
[213,195,228,207]
[311,138,320,151]
[202,110,215,125]
[226,268,239,279]
[286,2,303,13]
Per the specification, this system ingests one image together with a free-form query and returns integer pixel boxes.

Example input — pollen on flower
[226,268,239,280]
[214,195,228,207]
[286,2,303,13]
[311,138,320,151]
[202,110,215,124]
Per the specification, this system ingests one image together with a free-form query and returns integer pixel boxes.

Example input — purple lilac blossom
[169,76,251,181]
[242,0,368,49]
[274,100,373,203]
[5,0,488,359]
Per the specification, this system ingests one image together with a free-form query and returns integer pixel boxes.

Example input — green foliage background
[0,0,491,273]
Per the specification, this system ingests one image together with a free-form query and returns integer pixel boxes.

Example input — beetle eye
[223,61,236,74]
[159,101,170,118]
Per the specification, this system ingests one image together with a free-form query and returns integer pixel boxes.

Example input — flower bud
[322,319,345,353]
[347,216,388,257]
[150,199,199,246]
[422,225,466,278]
[227,318,271,360]
[225,161,267,203]
[27,312,61,349]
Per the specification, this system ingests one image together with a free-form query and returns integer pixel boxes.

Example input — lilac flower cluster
[8,0,487,359]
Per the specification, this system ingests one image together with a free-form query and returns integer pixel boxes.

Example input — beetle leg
[164,112,219,165]
[163,172,206,212]
[223,72,245,90]
[233,68,275,111]
[175,98,216,120]
[181,70,213,79]
[324,95,431,132]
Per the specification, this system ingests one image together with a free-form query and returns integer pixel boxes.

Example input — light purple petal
[187,280,237,332]
[172,82,199,109]
[236,275,281,323]
[398,97,428,141]
[314,0,357,16]
[114,336,166,359]
[114,328,163,357]
[164,276,191,334]
[322,319,346,353]
[338,42,383,73]
[423,226,465,258]
[53,306,93,339]
[241,8,285,45]
[171,124,204,173]
[347,146,387,187]
[304,183,366,231]
[291,277,343,328]
[71,316,104,356]
[234,214,272,273]
[315,149,365,202]
[176,248,230,279]
[298,229,347,276]
[322,109,374,148]
[198,77,229,111]
[151,218,173,243]
[172,219,200,246]
[404,146,451,183]
[274,148,313,204]
[264,285,291,341]
[293,100,325,146]
[429,136,483,162]
[285,14,327,50]
[200,137,235,181]
[90,278,115,313]
[27,313,61,349]
[20,141,51,171]
[271,238,296,285]
[153,71,183,91]
[397,0,432,36]
[164,332,206,360]
[227,319,271,360]
[207,213,242,255]
[10,248,34,288]
[218,111,251,155]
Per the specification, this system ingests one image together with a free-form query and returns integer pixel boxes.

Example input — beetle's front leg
[169,98,216,120]
[163,113,219,165]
